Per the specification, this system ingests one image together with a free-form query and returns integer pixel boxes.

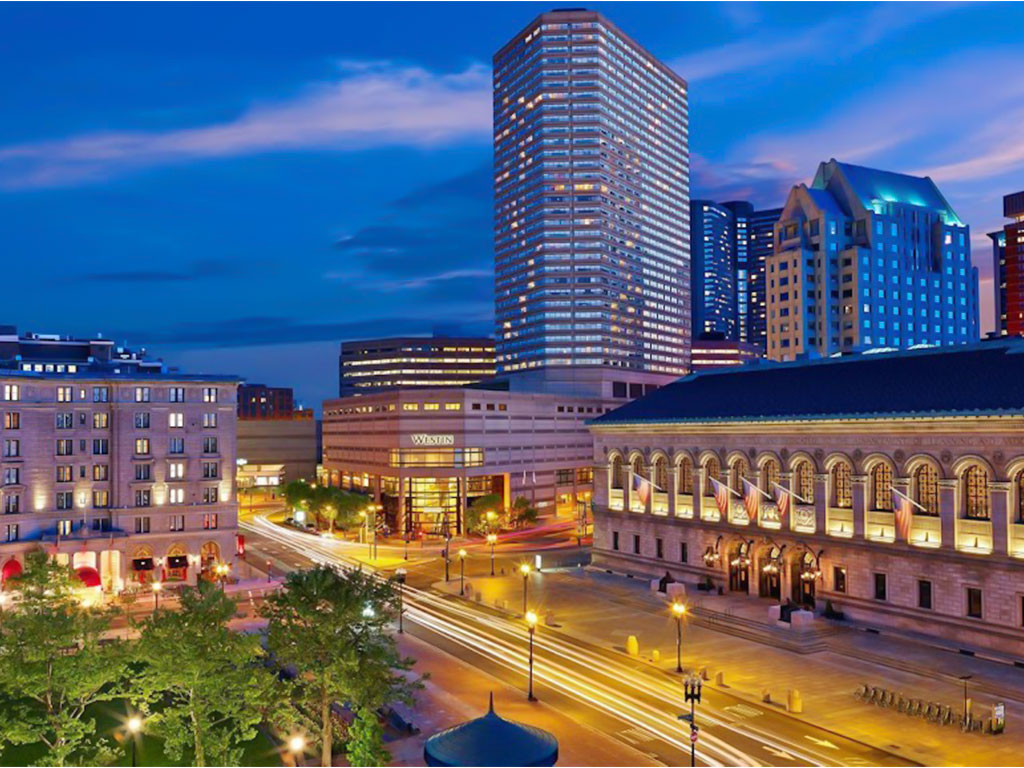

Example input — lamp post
[671,601,687,673]
[404,530,410,561]
[458,549,467,596]
[0,592,8,629]
[525,610,538,701]
[287,734,306,767]
[487,533,497,576]
[395,568,406,634]
[682,675,702,767]
[520,563,531,614]
[126,715,142,768]
[959,674,973,728]
[152,581,162,612]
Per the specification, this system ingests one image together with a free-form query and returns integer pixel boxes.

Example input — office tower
[690,200,782,353]
[493,9,691,384]
[768,159,979,361]
[991,191,1024,336]
[338,336,496,397]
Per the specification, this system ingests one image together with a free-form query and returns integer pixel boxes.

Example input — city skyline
[3,1,1024,407]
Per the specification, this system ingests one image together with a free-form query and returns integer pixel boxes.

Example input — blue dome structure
[423,694,559,767]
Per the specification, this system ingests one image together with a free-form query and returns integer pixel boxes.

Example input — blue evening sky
[2,1,1022,409]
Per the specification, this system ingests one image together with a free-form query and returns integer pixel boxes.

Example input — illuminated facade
[590,341,1024,655]
[0,328,238,592]
[768,159,979,361]
[690,336,761,371]
[493,9,691,379]
[339,336,495,397]
[990,191,1024,336]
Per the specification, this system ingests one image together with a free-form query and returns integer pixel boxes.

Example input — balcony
[652,491,668,516]
[609,488,623,512]
[956,518,993,555]
[909,515,941,549]
[1010,523,1024,558]
[826,507,854,537]
[866,510,895,543]
[675,494,693,519]
[792,504,816,534]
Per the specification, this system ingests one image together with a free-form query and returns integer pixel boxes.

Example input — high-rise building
[768,159,979,361]
[338,336,496,397]
[689,201,781,352]
[990,191,1024,336]
[493,9,691,385]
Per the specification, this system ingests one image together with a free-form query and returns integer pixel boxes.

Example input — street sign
[690,729,699,744]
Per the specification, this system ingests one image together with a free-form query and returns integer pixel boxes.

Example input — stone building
[589,340,1024,655]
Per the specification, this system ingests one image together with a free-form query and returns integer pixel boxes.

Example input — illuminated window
[963,465,989,520]
[871,463,893,511]
[424,403,440,411]
[915,464,939,515]
[402,403,419,411]
[134,438,150,456]
[653,456,668,491]
[730,458,749,493]
[703,457,720,496]
[444,403,461,411]
[760,459,780,494]
[677,457,693,495]
[832,461,852,508]
[610,455,624,489]
[794,460,814,503]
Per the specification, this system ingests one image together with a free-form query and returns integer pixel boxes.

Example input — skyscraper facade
[768,159,979,361]
[493,9,691,382]
[990,191,1024,336]
[689,200,781,353]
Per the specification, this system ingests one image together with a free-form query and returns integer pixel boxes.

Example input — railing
[956,518,993,554]
[909,515,941,548]
[827,507,854,537]
[866,510,895,542]
[609,488,623,511]
[675,495,693,519]
[652,492,668,516]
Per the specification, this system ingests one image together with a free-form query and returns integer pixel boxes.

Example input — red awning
[75,566,102,588]
[1,558,22,584]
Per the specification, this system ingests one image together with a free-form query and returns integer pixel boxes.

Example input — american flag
[773,482,791,521]
[709,477,731,517]
[891,487,915,541]
[741,477,760,525]
[632,472,652,506]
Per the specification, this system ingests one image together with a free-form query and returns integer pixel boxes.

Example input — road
[241,511,913,767]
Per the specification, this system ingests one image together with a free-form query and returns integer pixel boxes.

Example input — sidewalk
[435,566,1024,767]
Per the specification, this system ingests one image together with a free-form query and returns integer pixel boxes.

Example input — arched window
[761,459,780,494]
[678,457,693,495]
[871,463,893,511]
[1017,470,1024,524]
[730,458,749,492]
[610,456,624,490]
[963,465,990,520]
[653,456,668,491]
[914,464,939,516]
[832,461,852,508]
[794,460,814,504]
[630,455,644,481]
[703,457,720,497]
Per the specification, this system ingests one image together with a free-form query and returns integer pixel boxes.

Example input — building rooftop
[592,339,1024,425]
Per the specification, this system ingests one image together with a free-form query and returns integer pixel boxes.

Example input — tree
[510,496,539,529]
[465,494,503,536]
[0,550,131,766]
[131,583,283,766]
[261,566,421,767]
[346,708,390,768]
[282,479,314,517]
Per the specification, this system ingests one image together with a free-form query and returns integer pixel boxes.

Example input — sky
[2,1,1023,410]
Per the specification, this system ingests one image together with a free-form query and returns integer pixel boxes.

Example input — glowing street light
[458,548,467,596]
[287,734,306,767]
[671,601,687,673]
[152,581,162,612]
[126,715,143,767]
[525,610,538,702]
[486,533,498,576]
[519,563,531,614]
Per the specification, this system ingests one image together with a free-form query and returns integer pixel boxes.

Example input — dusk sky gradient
[2,1,1022,409]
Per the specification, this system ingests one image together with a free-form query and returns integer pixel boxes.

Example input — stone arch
[726,451,750,491]
[1006,457,1024,524]
[699,451,722,497]
[651,452,670,491]
[674,451,695,495]
[952,457,993,520]
[791,458,816,504]
[826,453,854,508]
[608,451,626,490]
[864,454,896,511]
[787,450,819,475]
[757,452,782,493]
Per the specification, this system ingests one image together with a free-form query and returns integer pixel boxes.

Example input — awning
[167,555,188,569]
[132,558,154,571]
[1,558,22,585]
[75,566,102,588]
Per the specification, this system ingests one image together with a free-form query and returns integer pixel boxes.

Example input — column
[667,466,678,517]
[623,461,633,513]
[893,476,911,542]
[814,474,828,535]
[778,471,792,530]
[852,475,868,539]
[458,476,468,534]
[593,464,609,510]
[696,467,706,520]
[644,464,655,515]
[991,481,1011,556]
[938,478,957,550]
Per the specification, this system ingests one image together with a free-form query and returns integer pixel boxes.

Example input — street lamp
[525,610,538,702]
[394,568,406,634]
[458,549,467,596]
[287,734,306,767]
[682,675,702,767]
[215,562,230,592]
[519,563,531,614]
[0,591,8,628]
[959,674,973,728]
[152,581,162,612]
[126,715,143,767]
[487,533,498,576]
[671,601,687,673]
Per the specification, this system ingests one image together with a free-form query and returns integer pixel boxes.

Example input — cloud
[335,268,493,293]
[76,258,245,283]
[0,61,491,189]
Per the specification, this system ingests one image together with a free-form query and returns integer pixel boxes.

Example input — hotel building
[493,8,692,385]
[990,191,1024,336]
[0,327,239,592]
[768,159,979,361]
[339,336,496,398]
[589,340,1024,655]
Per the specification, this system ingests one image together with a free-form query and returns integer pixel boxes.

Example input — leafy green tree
[510,496,539,529]
[0,550,131,767]
[282,479,314,516]
[465,494,504,535]
[345,708,390,767]
[131,583,283,766]
[261,566,421,767]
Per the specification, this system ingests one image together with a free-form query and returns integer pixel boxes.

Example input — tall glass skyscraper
[493,9,691,382]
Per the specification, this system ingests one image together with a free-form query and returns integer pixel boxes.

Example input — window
[135,387,151,403]
[134,490,152,508]
[134,516,151,533]
[680,542,688,563]
[703,457,720,496]
[655,537,664,559]
[55,466,72,482]
[918,579,933,610]
[612,531,619,551]
[794,460,814,503]
[556,468,574,485]
[966,587,982,619]
[632,534,640,555]
[963,465,990,519]
[678,458,693,495]
[3,494,20,514]
[4,524,18,542]
[915,464,940,515]
[760,459,780,494]
[57,519,73,536]
[202,461,218,479]
[169,412,184,428]
[203,413,217,428]
[871,463,893,510]
[169,515,185,532]
[203,487,219,504]
[134,412,150,429]
[169,437,185,454]
[874,572,887,601]
[576,466,593,484]
[169,487,184,504]
[93,412,109,429]
[92,387,109,403]
[134,464,151,481]
[424,403,439,411]
[92,439,109,455]
[402,403,419,411]
[56,386,72,403]
[832,461,853,508]
[3,467,20,485]
[92,490,109,508]
[168,462,185,480]
[202,437,218,454]
[169,387,185,403]
[4,412,20,429]
[134,438,150,456]
[55,439,72,456]
[833,566,847,593]
[56,491,73,510]
[93,464,108,481]
[203,513,219,530]
[202,387,218,403]
[3,384,20,401]
[444,403,461,411]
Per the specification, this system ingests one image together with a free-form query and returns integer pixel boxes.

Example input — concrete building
[690,335,762,372]
[236,382,317,486]
[589,340,1024,655]
[238,383,296,420]
[493,8,691,383]
[769,159,979,361]
[0,327,239,593]
[339,336,495,398]
[990,191,1024,336]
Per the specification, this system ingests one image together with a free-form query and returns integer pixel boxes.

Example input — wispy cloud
[0,61,491,189]
[347,268,492,292]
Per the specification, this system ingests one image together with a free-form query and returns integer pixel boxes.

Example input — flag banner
[891,486,916,541]
[632,472,652,506]
[741,477,760,524]
[709,477,732,517]
[772,482,791,521]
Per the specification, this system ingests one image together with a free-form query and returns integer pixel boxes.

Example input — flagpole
[771,480,807,505]
[890,485,927,512]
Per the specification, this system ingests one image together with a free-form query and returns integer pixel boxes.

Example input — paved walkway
[435,566,1024,766]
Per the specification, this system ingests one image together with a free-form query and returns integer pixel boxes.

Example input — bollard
[762,689,772,703]
[787,689,803,714]
[714,671,724,686]
[475,592,482,603]
[699,665,710,680]
[626,635,640,657]
[652,649,661,663]
[544,612,555,626]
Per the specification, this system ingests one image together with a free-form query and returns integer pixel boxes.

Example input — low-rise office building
[0,327,239,593]
[589,340,1024,655]
[339,336,496,397]
[236,383,317,485]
